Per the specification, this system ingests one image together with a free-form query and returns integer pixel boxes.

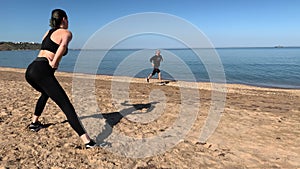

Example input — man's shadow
[80,101,159,144]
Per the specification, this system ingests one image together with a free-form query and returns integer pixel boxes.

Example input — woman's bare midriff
[38,50,55,61]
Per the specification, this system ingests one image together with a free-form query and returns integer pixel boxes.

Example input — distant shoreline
[75,46,300,50]
[0,42,41,51]
[1,41,299,51]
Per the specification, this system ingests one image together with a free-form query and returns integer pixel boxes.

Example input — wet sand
[0,67,299,168]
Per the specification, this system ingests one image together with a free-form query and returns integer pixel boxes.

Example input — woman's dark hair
[49,9,67,29]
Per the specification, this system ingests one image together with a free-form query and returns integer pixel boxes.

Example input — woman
[25,9,96,149]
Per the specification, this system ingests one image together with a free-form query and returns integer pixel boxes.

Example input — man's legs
[158,72,161,81]
[147,68,156,82]
[147,68,162,82]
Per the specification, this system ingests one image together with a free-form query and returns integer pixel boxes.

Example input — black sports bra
[41,29,68,56]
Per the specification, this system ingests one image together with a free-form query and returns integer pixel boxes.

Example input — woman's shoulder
[56,29,72,39]
[57,28,72,34]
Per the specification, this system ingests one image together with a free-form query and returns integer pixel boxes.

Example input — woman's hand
[47,57,58,69]
[50,61,59,69]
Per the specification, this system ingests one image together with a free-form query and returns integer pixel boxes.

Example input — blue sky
[1,0,299,48]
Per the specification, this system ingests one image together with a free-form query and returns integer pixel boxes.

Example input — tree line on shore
[0,42,41,51]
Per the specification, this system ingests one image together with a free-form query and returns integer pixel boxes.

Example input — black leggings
[25,57,86,136]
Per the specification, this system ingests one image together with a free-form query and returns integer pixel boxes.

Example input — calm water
[0,48,299,89]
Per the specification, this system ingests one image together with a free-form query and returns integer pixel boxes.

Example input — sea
[0,47,299,89]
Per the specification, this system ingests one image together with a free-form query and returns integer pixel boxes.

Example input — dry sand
[0,67,299,169]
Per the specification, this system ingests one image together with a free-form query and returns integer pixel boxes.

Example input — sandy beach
[0,67,299,169]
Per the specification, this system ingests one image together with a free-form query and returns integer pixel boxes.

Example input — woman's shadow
[80,101,159,146]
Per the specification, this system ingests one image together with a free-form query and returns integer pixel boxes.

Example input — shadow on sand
[80,101,159,144]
